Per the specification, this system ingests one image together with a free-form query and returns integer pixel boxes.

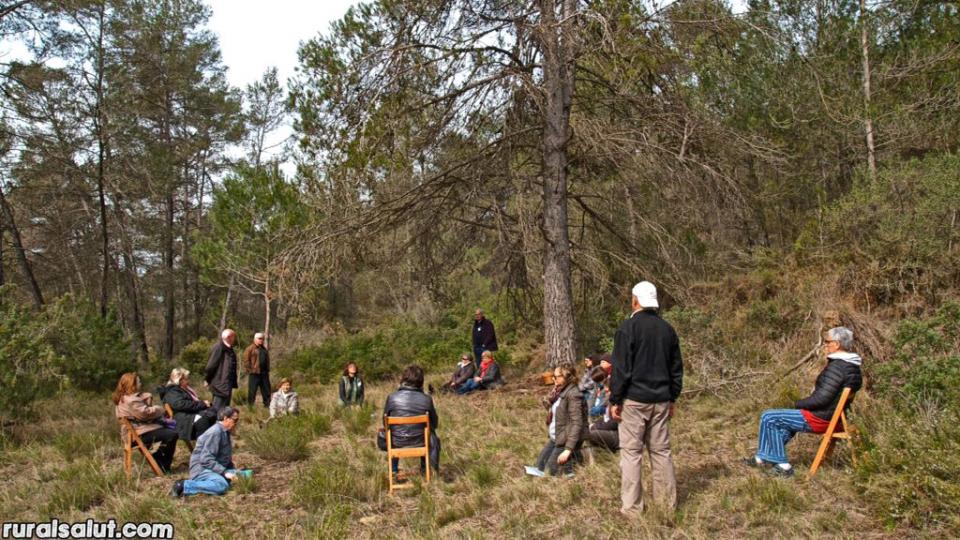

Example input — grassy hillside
[0,360,948,539]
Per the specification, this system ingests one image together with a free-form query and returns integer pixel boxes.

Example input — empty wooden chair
[808,387,858,479]
[119,417,164,478]
[384,414,430,493]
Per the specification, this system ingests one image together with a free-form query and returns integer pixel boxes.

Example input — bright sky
[204,0,358,90]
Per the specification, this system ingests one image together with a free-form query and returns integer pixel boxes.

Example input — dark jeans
[390,432,441,474]
[535,439,580,475]
[589,419,620,452]
[139,427,178,472]
[456,379,484,394]
[248,373,271,407]
[212,392,232,411]
[473,346,485,369]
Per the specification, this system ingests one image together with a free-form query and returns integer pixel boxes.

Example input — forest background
[1,0,958,537]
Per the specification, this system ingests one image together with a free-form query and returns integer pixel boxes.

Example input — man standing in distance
[609,281,682,514]
[471,309,498,370]
[243,333,271,408]
[205,329,238,410]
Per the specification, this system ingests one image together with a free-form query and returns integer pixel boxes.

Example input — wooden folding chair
[807,387,858,479]
[163,403,195,452]
[119,417,164,478]
[385,414,431,493]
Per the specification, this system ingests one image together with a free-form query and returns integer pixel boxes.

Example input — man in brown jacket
[243,332,271,407]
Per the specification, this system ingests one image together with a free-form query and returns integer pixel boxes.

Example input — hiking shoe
[741,457,768,469]
[766,465,795,478]
[169,479,184,498]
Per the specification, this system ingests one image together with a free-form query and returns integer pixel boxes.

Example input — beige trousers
[619,399,677,513]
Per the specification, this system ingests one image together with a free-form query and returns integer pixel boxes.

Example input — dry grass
[0,369,926,539]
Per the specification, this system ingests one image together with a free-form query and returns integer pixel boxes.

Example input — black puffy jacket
[795,354,863,421]
[383,384,438,448]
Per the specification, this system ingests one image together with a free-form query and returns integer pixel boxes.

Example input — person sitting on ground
[598,352,612,378]
[381,365,441,476]
[269,377,300,418]
[745,326,863,477]
[170,407,241,497]
[588,399,620,453]
[530,368,565,476]
[529,364,588,476]
[456,350,504,394]
[113,372,179,473]
[586,368,609,420]
[338,362,365,407]
[442,353,476,393]
[578,355,601,394]
[159,368,217,442]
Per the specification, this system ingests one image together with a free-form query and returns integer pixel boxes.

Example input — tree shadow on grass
[676,460,731,507]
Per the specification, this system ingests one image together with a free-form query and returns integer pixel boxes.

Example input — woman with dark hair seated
[442,354,476,393]
[159,368,217,442]
[381,365,441,476]
[113,372,178,472]
[338,362,365,407]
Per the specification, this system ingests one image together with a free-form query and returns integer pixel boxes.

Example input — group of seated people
[526,353,618,477]
[441,350,505,394]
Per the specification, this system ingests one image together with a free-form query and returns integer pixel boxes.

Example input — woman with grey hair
[159,367,217,442]
[745,326,863,477]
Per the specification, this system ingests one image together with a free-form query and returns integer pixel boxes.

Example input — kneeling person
[171,407,240,497]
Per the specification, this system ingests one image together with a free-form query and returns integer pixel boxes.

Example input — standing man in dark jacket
[746,326,863,477]
[205,329,238,410]
[472,309,498,369]
[383,365,441,474]
[609,281,682,514]
[242,332,270,408]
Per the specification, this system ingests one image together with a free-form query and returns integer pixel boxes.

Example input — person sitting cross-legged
[746,326,863,477]
[170,407,241,497]
[269,378,300,419]
[456,350,504,394]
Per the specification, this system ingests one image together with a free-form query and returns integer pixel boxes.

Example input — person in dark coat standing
[471,309,498,369]
[382,365,441,475]
[609,281,683,514]
[205,329,238,410]
[745,326,863,477]
[242,332,270,408]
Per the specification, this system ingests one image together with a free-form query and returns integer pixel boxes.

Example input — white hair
[168,367,190,385]
[221,329,234,340]
[255,332,265,340]
[828,327,855,351]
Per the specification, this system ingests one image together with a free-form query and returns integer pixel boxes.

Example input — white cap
[632,281,659,309]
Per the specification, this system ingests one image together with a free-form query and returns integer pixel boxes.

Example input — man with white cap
[609,281,683,514]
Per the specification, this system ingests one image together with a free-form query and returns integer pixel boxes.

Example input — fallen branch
[682,371,771,397]
[779,322,825,379]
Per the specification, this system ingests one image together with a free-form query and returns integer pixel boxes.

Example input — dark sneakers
[766,465,795,478]
[169,479,185,498]
[741,457,768,469]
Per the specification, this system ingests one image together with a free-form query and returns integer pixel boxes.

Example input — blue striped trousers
[755,409,812,465]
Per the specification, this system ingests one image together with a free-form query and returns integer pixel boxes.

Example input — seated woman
[456,351,504,394]
[441,354,476,393]
[746,326,863,477]
[586,368,609,420]
[528,369,564,476]
[381,365,441,476]
[159,368,217,442]
[270,377,300,418]
[578,355,600,394]
[113,372,178,473]
[530,364,588,476]
[338,362,365,406]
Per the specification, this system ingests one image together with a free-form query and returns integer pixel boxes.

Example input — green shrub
[0,287,59,419]
[232,473,257,495]
[46,295,131,392]
[178,338,215,379]
[336,402,376,435]
[245,413,331,462]
[44,460,126,515]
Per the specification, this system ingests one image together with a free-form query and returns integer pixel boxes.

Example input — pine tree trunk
[538,0,578,368]
[263,276,271,349]
[860,0,877,180]
[0,183,44,307]
[94,2,110,318]
[163,191,175,359]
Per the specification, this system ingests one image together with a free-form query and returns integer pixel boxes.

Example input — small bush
[0,288,59,419]
[178,338,215,379]
[245,413,331,462]
[46,296,131,392]
[336,403,376,435]
[44,460,126,515]
[232,474,257,495]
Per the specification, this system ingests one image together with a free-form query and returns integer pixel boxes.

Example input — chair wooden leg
[124,445,132,478]
[134,437,164,477]
[808,433,834,479]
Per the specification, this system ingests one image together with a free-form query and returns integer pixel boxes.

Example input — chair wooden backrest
[384,413,430,493]
[163,403,195,452]
[119,417,164,478]
[808,387,857,479]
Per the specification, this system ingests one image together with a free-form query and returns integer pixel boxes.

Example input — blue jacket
[189,422,234,478]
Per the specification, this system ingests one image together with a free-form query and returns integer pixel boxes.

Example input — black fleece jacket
[609,310,683,405]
